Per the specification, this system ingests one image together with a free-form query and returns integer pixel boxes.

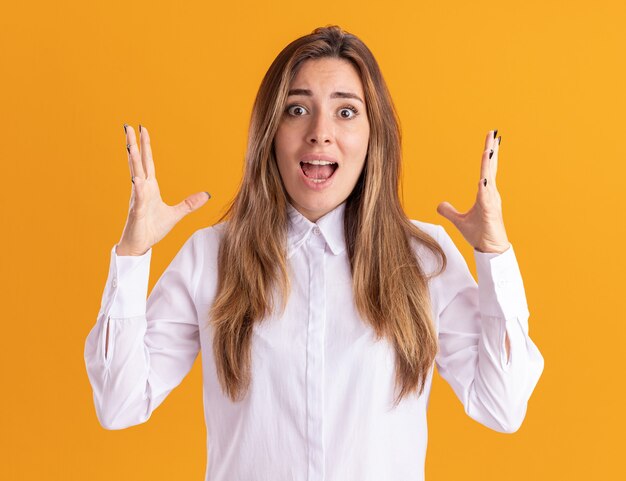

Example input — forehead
[290,58,364,94]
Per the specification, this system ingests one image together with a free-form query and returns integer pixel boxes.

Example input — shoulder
[408,219,442,240]
[408,219,461,255]
[407,218,446,252]
[184,221,229,272]
[405,219,446,276]
[406,219,468,280]
[193,221,228,242]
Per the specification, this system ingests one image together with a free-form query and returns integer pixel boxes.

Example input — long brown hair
[209,25,447,407]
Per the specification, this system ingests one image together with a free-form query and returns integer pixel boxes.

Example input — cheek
[274,127,298,164]
[344,131,370,166]
[273,131,290,172]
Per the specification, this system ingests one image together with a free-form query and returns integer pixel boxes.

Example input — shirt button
[313,227,321,235]
[112,278,118,288]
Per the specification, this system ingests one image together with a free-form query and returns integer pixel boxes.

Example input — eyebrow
[287,88,364,104]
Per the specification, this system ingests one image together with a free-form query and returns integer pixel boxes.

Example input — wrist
[475,242,510,254]
[115,243,149,256]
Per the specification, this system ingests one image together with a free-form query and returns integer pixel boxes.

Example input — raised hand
[436,129,510,254]
[116,124,211,256]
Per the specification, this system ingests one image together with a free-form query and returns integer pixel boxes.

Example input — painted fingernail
[123,123,128,134]
[489,149,494,159]
[493,129,498,139]
[498,136,502,145]
[126,144,131,154]
[204,192,211,199]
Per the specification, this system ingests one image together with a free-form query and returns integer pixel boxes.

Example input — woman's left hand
[436,129,511,254]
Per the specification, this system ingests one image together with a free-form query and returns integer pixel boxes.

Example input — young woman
[85,25,544,481]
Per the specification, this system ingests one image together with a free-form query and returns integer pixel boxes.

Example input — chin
[291,195,343,221]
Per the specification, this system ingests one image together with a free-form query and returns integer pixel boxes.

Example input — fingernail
[493,129,498,139]
[489,149,494,159]
[204,192,211,199]
[498,136,502,145]
[126,144,131,154]
[123,123,128,134]
[139,124,142,134]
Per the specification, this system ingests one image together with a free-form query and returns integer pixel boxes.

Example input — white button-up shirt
[84,201,544,481]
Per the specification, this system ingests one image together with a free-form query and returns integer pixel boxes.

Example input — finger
[479,129,498,183]
[123,123,135,179]
[173,191,212,221]
[483,129,497,151]
[125,125,145,180]
[139,125,156,179]
[491,135,501,181]
[479,145,492,182]
[436,201,462,227]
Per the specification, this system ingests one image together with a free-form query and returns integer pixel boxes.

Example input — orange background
[1,0,624,479]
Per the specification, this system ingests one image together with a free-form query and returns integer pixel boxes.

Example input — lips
[299,153,339,164]
[299,153,339,180]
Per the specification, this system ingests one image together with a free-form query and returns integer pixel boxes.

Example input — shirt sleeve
[83,230,203,430]
[433,225,544,433]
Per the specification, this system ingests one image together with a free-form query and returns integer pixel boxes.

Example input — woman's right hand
[116,124,211,256]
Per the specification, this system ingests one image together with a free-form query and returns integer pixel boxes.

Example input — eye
[285,104,308,116]
[338,105,359,119]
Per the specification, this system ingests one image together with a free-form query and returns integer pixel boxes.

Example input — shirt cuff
[102,244,152,318]
[473,243,530,320]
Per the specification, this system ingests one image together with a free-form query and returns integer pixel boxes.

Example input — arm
[84,230,203,430]
[434,225,544,433]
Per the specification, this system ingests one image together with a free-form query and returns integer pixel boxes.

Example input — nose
[306,111,334,145]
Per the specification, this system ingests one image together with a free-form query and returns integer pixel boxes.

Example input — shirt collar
[286,201,347,258]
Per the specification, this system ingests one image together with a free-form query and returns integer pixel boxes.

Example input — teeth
[301,160,337,165]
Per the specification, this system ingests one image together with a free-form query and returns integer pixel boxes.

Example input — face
[273,57,370,223]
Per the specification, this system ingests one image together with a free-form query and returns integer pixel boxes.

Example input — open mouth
[300,160,339,183]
